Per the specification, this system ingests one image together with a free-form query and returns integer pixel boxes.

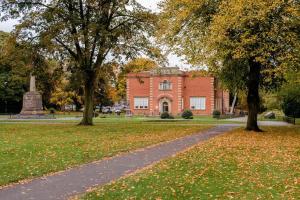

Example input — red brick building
[126,67,229,116]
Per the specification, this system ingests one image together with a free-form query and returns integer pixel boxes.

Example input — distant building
[126,67,229,116]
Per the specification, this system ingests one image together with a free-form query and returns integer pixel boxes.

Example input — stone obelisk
[20,75,44,115]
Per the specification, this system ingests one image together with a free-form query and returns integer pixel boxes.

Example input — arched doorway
[162,102,169,113]
[159,97,172,114]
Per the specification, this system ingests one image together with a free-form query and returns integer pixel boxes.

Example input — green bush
[212,110,221,118]
[282,98,300,118]
[160,112,173,119]
[181,109,193,119]
[279,71,300,118]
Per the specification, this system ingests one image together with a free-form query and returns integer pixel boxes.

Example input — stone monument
[20,75,44,115]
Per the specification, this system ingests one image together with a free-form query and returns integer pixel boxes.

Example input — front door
[162,102,169,113]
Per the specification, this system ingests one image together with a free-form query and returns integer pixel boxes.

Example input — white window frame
[190,97,206,110]
[159,80,172,90]
[134,97,149,109]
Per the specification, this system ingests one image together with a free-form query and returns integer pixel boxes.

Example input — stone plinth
[20,91,44,115]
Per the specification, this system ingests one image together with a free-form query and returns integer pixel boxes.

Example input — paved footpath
[0,125,238,200]
[226,117,292,126]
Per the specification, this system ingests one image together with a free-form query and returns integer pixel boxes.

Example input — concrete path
[0,125,238,200]
[258,121,292,126]
[226,117,291,126]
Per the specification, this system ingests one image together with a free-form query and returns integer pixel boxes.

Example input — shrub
[49,108,56,114]
[181,109,193,119]
[282,98,300,118]
[160,112,171,119]
[212,110,221,118]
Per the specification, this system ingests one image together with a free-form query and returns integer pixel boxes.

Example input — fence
[0,113,16,119]
[283,116,296,125]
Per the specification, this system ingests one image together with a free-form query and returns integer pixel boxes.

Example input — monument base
[20,91,45,116]
[20,110,45,115]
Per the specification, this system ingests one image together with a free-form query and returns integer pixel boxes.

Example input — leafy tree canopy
[50,79,77,111]
[0,34,31,103]
[159,0,300,131]
[0,31,9,48]
[0,0,159,125]
[0,33,63,109]
[159,0,299,88]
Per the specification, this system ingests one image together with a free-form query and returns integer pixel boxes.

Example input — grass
[0,114,242,124]
[81,126,300,200]
[0,122,211,186]
[144,116,236,124]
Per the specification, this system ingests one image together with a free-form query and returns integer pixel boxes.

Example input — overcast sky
[0,0,189,68]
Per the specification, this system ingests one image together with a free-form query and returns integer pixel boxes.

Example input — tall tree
[1,0,157,125]
[279,71,300,118]
[159,0,300,131]
[94,62,118,109]
[0,34,63,112]
[50,79,76,111]
[0,34,31,112]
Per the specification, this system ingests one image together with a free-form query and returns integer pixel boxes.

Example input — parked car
[101,106,112,114]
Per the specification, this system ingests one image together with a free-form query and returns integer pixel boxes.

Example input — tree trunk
[73,97,82,112]
[246,60,262,132]
[230,92,237,114]
[79,75,95,126]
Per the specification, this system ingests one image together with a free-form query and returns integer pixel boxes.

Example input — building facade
[126,67,229,116]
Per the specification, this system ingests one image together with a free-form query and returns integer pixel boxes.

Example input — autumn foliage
[158,0,300,131]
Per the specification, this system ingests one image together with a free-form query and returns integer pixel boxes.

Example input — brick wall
[127,73,150,115]
[183,75,214,115]
[151,76,180,115]
[127,70,228,116]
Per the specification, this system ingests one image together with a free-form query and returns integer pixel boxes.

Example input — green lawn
[0,122,211,186]
[0,115,242,124]
[81,126,300,200]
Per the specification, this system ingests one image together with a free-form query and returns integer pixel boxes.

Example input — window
[134,97,149,109]
[190,97,206,110]
[159,80,172,90]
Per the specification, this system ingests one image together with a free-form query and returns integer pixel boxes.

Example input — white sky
[0,0,189,68]
[138,0,161,11]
